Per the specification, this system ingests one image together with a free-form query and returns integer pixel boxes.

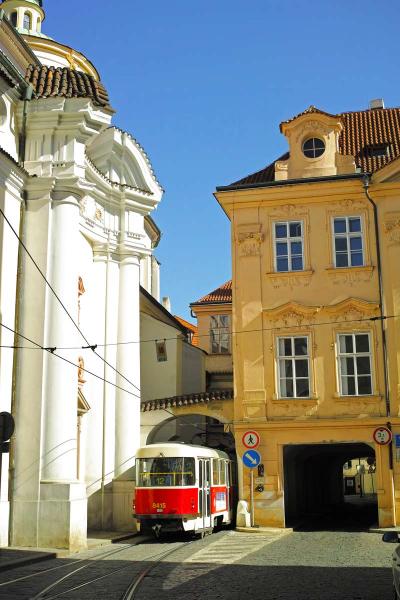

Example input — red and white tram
[133,443,235,536]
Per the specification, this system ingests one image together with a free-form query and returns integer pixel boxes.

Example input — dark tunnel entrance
[284,442,377,531]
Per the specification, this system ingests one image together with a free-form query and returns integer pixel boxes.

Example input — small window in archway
[10,12,17,27]
[23,12,31,30]
[36,17,41,32]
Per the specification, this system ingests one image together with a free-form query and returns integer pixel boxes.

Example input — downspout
[362,175,390,418]
[362,176,395,525]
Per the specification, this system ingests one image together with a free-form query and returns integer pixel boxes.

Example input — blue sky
[44,0,399,319]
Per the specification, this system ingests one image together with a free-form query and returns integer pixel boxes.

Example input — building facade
[0,0,165,549]
[215,102,400,528]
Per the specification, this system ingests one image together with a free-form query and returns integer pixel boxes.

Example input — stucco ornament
[323,297,379,322]
[267,272,313,289]
[264,301,321,326]
[237,224,264,257]
[384,213,400,243]
[294,120,331,144]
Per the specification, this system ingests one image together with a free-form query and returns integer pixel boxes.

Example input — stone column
[37,188,87,550]
[113,252,141,531]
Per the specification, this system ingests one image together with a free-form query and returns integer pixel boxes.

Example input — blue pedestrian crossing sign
[242,449,261,468]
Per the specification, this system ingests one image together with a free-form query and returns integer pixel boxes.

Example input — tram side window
[212,459,220,485]
[219,461,226,485]
[137,457,195,487]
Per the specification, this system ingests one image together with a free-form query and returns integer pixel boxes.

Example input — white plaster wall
[181,343,205,395]
[140,314,178,402]
[0,180,22,546]
[0,87,19,160]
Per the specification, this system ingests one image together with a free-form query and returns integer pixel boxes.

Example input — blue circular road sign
[242,449,261,468]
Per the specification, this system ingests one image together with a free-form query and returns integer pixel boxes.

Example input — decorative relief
[269,204,307,217]
[266,270,313,289]
[264,301,320,326]
[237,223,264,257]
[325,266,374,286]
[384,213,400,243]
[326,199,366,211]
[323,297,379,323]
[294,120,331,143]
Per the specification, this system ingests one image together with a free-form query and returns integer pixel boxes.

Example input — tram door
[198,459,211,530]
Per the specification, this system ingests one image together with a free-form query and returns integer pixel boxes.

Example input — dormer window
[302,137,325,159]
[365,144,389,158]
[23,12,31,30]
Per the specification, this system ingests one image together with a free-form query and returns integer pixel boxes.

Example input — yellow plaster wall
[217,162,400,528]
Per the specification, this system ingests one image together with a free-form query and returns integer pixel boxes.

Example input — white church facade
[0,0,172,550]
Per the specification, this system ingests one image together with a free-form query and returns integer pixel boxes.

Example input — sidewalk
[0,530,138,573]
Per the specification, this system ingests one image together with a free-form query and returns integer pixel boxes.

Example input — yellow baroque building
[215,102,400,528]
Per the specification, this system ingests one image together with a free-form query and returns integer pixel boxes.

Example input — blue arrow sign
[242,449,261,468]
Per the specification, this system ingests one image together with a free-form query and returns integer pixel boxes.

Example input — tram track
[0,535,148,593]
[27,539,192,600]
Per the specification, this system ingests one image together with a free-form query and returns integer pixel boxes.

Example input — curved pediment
[85,126,163,199]
[324,298,379,317]
[264,302,321,322]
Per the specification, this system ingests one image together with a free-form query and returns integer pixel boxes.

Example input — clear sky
[44,0,400,320]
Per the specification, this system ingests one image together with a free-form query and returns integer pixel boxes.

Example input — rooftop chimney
[162,296,171,313]
[369,98,385,110]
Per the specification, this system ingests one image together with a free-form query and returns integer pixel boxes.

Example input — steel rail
[0,538,144,589]
[34,541,191,600]
[28,538,152,600]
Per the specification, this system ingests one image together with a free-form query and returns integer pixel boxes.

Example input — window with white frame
[337,333,372,396]
[274,221,304,272]
[210,315,230,354]
[333,216,364,268]
[277,336,310,398]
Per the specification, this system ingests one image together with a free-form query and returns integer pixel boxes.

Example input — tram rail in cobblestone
[23,539,191,600]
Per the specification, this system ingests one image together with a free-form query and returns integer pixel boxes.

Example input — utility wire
[0,206,141,394]
[45,313,397,351]
[0,321,141,399]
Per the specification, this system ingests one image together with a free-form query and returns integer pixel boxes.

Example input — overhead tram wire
[0,321,141,399]
[0,205,141,395]
[52,312,395,350]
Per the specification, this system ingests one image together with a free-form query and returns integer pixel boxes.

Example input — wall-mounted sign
[373,426,392,445]
[242,430,260,449]
[242,450,261,468]
[155,340,167,362]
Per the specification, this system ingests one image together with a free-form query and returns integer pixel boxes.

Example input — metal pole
[250,469,254,527]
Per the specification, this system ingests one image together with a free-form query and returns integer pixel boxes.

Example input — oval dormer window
[302,137,325,159]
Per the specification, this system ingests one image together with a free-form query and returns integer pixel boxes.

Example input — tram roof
[136,443,230,460]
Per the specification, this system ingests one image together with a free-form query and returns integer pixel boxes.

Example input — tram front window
[137,457,195,487]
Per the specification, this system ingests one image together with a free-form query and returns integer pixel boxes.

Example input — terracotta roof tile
[231,106,400,186]
[25,65,110,107]
[174,316,199,346]
[191,280,232,306]
[141,389,233,412]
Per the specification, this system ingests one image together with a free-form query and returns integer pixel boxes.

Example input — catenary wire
[35,313,398,351]
[0,321,141,399]
[0,205,141,393]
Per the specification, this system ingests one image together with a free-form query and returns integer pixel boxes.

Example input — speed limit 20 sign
[373,427,392,445]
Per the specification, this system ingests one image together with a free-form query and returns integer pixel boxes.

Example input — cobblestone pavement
[0,530,395,599]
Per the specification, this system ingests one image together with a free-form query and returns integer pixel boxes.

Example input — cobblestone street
[0,530,395,599]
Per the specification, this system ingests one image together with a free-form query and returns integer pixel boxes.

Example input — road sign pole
[250,469,254,527]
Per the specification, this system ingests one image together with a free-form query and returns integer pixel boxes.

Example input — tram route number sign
[242,450,261,469]
[373,426,392,446]
[242,430,260,449]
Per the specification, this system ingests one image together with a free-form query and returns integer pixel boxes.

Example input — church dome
[1,0,100,80]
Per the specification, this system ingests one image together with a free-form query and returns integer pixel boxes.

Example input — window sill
[325,265,374,275]
[272,397,318,403]
[266,270,313,278]
[333,394,381,402]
